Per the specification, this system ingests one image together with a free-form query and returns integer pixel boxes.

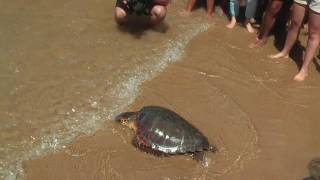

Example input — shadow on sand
[270,0,320,75]
[273,34,320,75]
[272,28,305,72]
[116,15,170,39]
[313,50,320,73]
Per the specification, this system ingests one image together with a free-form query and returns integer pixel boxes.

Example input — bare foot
[179,10,191,17]
[207,14,214,20]
[246,23,255,33]
[293,70,308,82]
[269,52,289,59]
[226,17,236,29]
[249,38,267,48]
[249,18,256,24]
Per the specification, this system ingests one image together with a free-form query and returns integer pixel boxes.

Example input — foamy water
[0,0,210,179]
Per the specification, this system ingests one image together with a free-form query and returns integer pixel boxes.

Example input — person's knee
[308,28,320,41]
[115,8,127,23]
[151,6,167,18]
[269,1,282,16]
[290,17,302,30]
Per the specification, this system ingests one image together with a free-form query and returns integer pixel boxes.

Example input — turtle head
[115,112,137,130]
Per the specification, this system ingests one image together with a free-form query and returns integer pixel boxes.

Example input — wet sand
[23,18,320,179]
[0,0,213,178]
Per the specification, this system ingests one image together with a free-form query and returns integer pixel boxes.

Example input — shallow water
[0,0,212,179]
[23,25,320,179]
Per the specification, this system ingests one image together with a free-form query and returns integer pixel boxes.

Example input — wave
[0,18,210,180]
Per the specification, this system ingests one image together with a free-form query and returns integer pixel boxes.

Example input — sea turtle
[116,106,216,161]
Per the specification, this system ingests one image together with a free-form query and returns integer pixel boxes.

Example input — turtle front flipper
[115,112,137,122]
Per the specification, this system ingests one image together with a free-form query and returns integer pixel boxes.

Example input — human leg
[249,0,283,48]
[294,9,320,81]
[206,0,215,19]
[115,7,128,25]
[227,0,239,28]
[150,5,167,26]
[186,0,197,12]
[114,0,130,25]
[270,3,306,59]
[245,0,258,33]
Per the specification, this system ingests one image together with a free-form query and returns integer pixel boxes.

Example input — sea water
[0,0,210,179]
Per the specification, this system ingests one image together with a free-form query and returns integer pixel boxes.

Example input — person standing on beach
[270,0,320,82]
[115,0,170,26]
[226,0,258,33]
[249,0,292,48]
[185,0,215,19]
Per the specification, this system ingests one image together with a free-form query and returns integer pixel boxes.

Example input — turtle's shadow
[116,16,170,39]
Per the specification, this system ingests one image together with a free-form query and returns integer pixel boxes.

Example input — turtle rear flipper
[208,145,218,153]
[193,151,211,167]
[193,151,205,161]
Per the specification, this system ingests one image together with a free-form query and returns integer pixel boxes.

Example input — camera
[127,0,153,15]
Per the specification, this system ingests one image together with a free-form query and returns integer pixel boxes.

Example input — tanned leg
[227,16,237,28]
[227,0,238,28]
[249,0,283,48]
[294,10,320,81]
[245,0,258,33]
[186,0,197,12]
[245,19,256,33]
[180,0,197,17]
[270,3,306,59]
[206,0,215,19]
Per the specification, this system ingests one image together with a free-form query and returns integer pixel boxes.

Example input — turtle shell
[134,106,212,154]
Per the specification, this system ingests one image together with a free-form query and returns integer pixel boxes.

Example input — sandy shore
[23,19,320,180]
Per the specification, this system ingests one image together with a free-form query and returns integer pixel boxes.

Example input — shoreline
[1,4,213,179]
[23,19,320,180]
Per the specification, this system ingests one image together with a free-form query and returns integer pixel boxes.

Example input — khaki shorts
[294,0,320,13]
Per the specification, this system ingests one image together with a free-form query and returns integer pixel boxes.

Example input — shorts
[115,0,155,15]
[294,0,320,13]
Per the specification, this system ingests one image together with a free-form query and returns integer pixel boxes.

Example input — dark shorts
[116,0,155,15]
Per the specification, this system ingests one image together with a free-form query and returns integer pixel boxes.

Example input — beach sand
[23,19,320,180]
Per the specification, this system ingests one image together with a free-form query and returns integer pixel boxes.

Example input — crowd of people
[114,0,320,82]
